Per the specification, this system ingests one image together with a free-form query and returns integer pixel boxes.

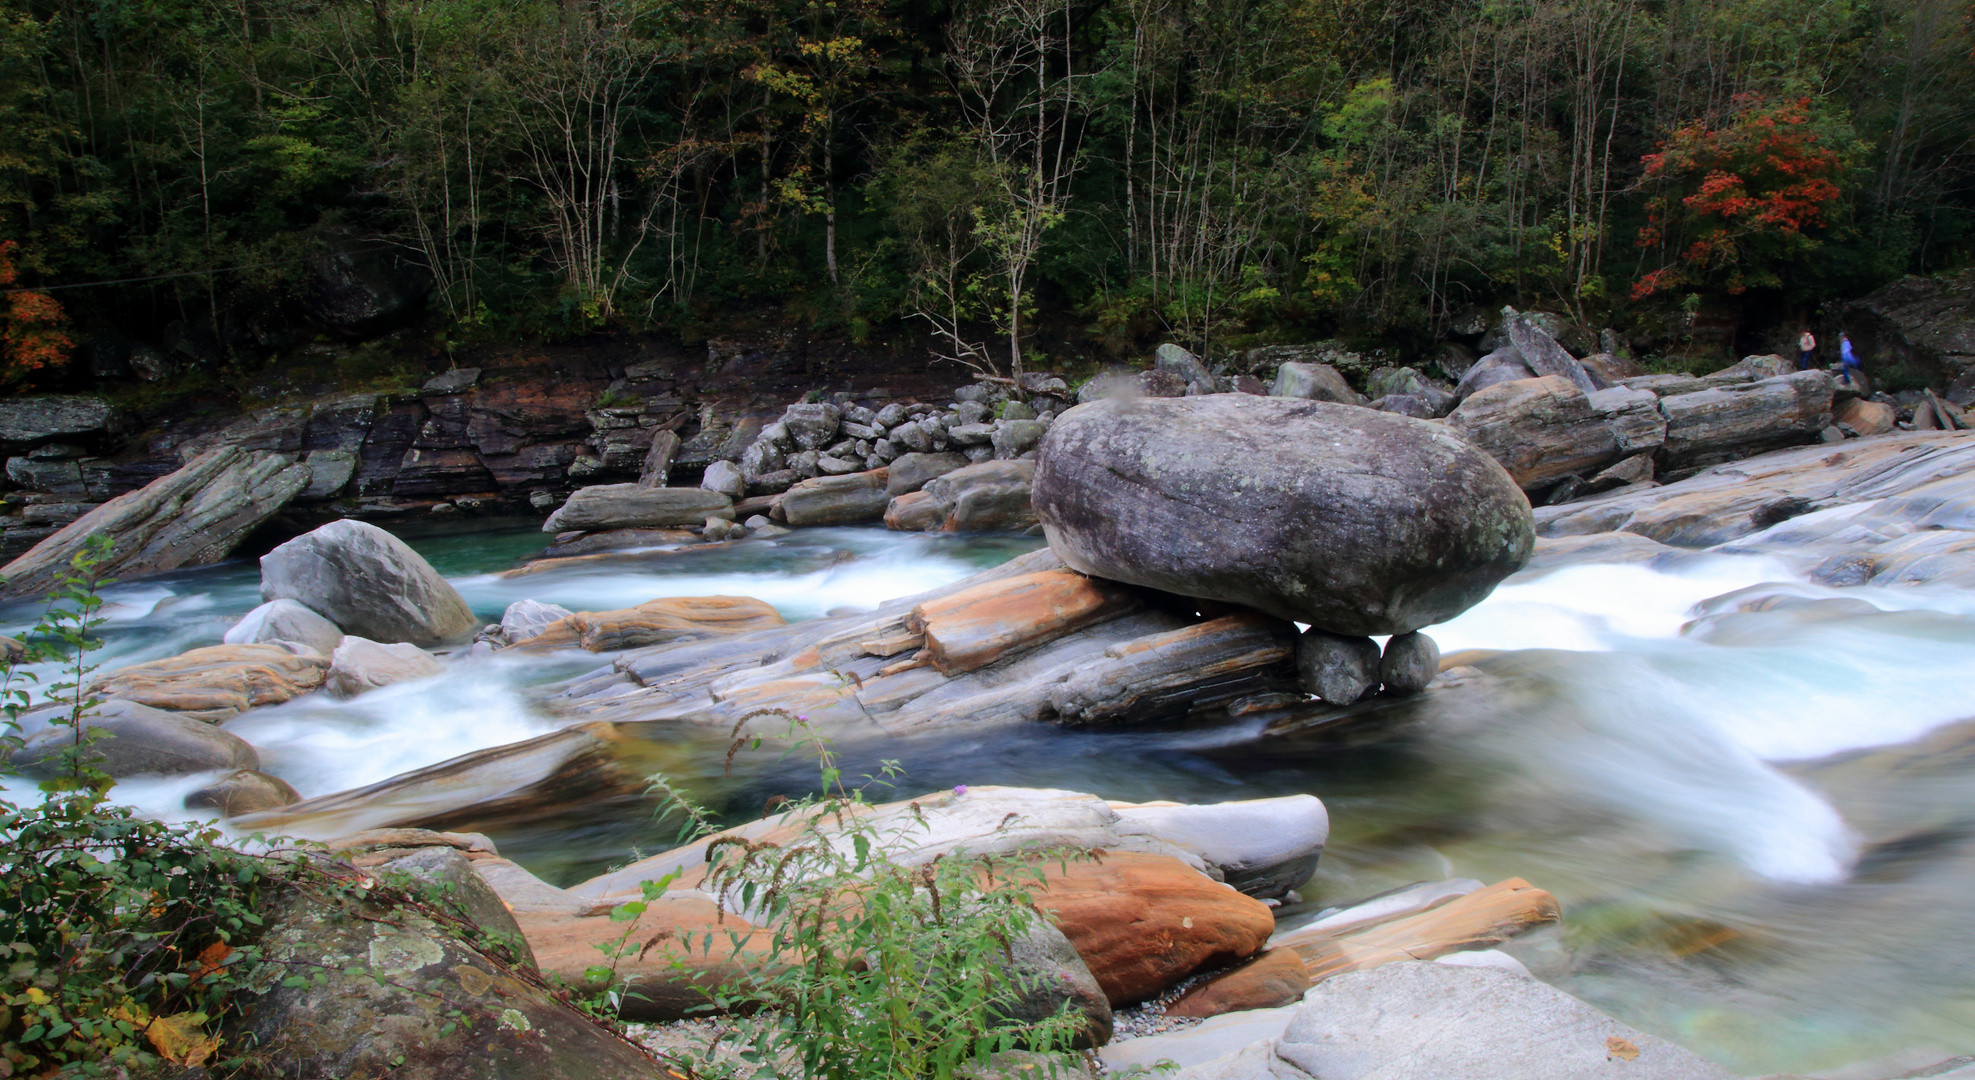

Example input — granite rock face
[260,520,479,646]
[1032,396,1534,635]
[0,447,310,600]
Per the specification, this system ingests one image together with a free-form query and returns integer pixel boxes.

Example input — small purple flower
[953,784,968,796]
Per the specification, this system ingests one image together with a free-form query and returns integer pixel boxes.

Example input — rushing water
[7,520,1975,1077]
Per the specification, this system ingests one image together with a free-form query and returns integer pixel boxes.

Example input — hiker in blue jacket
[1839,334,1863,387]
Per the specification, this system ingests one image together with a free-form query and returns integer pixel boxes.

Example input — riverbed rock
[1255,961,1736,1080]
[700,459,746,500]
[0,395,118,448]
[1658,370,1835,471]
[260,519,479,646]
[1296,629,1381,704]
[1038,851,1275,1005]
[518,890,776,1022]
[508,595,785,652]
[0,447,311,601]
[326,636,445,698]
[1269,362,1358,404]
[889,460,1037,533]
[1835,397,1897,436]
[1453,349,1536,401]
[1048,613,1298,725]
[1165,948,1313,1020]
[1445,375,1621,490]
[1004,919,1116,1047]
[1109,795,1328,899]
[1378,631,1440,696]
[1507,313,1599,395]
[1035,396,1533,635]
[223,598,345,657]
[885,451,970,496]
[1156,343,1216,389]
[500,599,576,643]
[230,885,664,1080]
[781,469,892,526]
[637,429,680,488]
[379,844,536,968]
[185,768,301,816]
[84,644,329,722]
[543,484,734,531]
[233,722,642,839]
[10,698,259,778]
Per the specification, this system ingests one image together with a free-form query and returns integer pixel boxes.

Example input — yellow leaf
[148,1014,221,1067]
[22,988,47,1005]
[1606,1036,1640,1061]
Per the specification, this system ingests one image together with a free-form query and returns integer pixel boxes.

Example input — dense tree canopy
[0,0,1971,375]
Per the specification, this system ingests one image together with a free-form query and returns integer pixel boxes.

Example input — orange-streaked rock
[1163,947,1313,1019]
[510,595,785,652]
[518,892,775,1022]
[1280,878,1560,982]
[906,570,1137,675]
[1035,851,1274,1006]
[84,643,328,722]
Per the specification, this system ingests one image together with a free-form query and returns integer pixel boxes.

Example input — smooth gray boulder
[1296,629,1381,704]
[1002,919,1114,1048]
[11,699,258,778]
[542,484,733,532]
[260,520,478,646]
[1155,343,1215,388]
[886,451,970,496]
[1454,349,1536,401]
[1270,362,1358,404]
[700,459,746,500]
[1379,631,1440,696]
[224,598,345,657]
[185,769,301,816]
[501,599,574,643]
[0,446,311,601]
[1034,396,1533,635]
[1265,962,1736,1080]
[1507,313,1600,395]
[781,469,893,526]
[326,636,445,698]
[888,460,1037,533]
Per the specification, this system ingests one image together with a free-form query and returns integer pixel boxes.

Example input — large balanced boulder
[1033,396,1533,635]
[260,520,478,646]
[0,447,310,600]
[543,484,733,531]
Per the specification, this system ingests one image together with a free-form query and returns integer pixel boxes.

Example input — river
[5,520,1974,1077]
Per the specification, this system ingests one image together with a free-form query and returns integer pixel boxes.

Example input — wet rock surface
[0,446,310,599]
[260,519,479,645]
[1033,396,1533,635]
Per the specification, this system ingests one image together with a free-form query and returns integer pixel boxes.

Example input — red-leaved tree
[0,239,73,379]
[1633,94,1848,300]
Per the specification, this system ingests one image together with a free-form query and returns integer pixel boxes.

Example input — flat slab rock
[1176,961,1738,1080]
[0,446,309,600]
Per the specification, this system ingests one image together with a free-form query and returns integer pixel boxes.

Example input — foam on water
[219,658,561,800]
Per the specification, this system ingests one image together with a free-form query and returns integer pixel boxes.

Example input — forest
[1,0,1972,379]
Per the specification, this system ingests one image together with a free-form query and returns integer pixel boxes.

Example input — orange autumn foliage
[1633,94,1847,299]
[0,239,74,377]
